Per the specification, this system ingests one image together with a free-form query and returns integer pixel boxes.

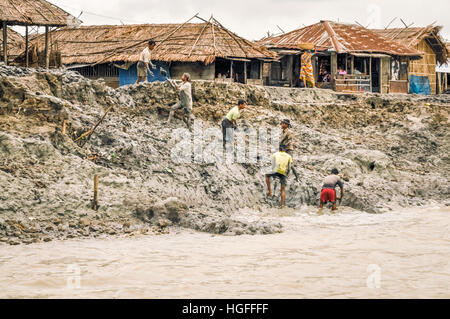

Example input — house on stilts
[258,20,424,94]
[373,25,448,94]
[0,0,77,68]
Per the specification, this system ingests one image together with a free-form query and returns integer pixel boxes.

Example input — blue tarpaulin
[118,61,170,87]
[409,75,431,95]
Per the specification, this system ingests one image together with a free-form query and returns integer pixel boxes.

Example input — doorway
[371,58,380,93]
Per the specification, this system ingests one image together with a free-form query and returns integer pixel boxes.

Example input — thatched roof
[0,0,75,27]
[26,16,278,65]
[373,26,449,65]
[0,26,25,58]
[258,20,422,57]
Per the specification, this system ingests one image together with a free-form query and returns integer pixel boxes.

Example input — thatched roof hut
[22,16,277,87]
[0,0,74,26]
[373,26,448,65]
[1,0,77,67]
[258,20,422,57]
[27,16,277,65]
[374,25,448,94]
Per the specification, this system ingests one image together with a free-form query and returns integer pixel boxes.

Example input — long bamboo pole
[3,22,7,64]
[45,26,49,68]
[25,26,29,67]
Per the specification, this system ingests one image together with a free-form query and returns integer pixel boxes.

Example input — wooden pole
[62,120,66,135]
[230,60,233,82]
[2,22,7,65]
[45,26,49,69]
[369,56,372,92]
[350,55,354,75]
[92,175,99,210]
[244,61,247,84]
[25,26,29,67]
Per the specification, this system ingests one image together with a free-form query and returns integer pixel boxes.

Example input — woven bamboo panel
[409,39,437,94]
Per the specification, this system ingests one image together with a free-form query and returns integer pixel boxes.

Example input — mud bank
[0,63,449,245]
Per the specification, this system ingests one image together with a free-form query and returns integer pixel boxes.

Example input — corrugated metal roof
[258,21,423,57]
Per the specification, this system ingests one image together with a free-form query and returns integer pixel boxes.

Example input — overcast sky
[46,0,449,41]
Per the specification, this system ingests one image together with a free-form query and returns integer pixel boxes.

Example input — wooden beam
[244,61,247,84]
[323,21,341,53]
[350,55,354,75]
[188,20,209,57]
[45,26,49,68]
[230,60,233,81]
[2,22,7,65]
[25,26,29,67]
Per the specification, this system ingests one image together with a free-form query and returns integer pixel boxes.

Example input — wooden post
[45,26,49,69]
[244,61,247,84]
[92,175,99,210]
[345,54,348,73]
[350,55,354,75]
[25,26,29,67]
[2,21,7,65]
[62,120,66,135]
[230,60,233,82]
[330,52,337,89]
[369,56,372,92]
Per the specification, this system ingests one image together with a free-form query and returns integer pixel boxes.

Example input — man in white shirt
[167,73,194,129]
[136,39,156,84]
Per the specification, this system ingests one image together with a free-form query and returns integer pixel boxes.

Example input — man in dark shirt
[279,119,299,181]
[319,168,344,211]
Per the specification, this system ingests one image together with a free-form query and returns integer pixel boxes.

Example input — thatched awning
[25,16,278,65]
[373,26,449,65]
[258,21,423,58]
[0,0,75,27]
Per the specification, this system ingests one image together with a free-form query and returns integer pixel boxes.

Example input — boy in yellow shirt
[221,99,247,148]
[265,145,293,208]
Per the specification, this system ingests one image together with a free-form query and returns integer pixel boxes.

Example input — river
[0,205,448,298]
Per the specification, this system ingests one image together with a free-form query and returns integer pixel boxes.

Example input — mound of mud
[0,63,449,244]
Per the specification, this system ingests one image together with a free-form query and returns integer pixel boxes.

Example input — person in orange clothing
[300,50,316,88]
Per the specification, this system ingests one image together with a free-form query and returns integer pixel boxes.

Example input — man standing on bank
[319,168,344,211]
[265,145,293,208]
[280,119,299,181]
[136,40,156,84]
[167,73,194,129]
[221,100,247,148]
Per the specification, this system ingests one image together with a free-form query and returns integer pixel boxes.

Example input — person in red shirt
[319,168,344,211]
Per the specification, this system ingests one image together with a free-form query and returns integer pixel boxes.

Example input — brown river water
[0,205,448,298]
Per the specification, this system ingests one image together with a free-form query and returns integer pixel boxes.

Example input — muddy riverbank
[0,63,449,244]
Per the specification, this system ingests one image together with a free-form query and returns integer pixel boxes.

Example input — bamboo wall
[409,39,437,94]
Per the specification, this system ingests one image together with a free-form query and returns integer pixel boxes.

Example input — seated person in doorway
[265,145,293,208]
[319,168,344,211]
[167,73,194,130]
[221,99,247,148]
[136,40,156,84]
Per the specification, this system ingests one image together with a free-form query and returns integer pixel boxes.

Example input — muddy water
[0,206,448,299]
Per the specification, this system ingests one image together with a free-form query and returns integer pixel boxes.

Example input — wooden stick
[188,20,209,57]
[25,26,29,67]
[92,175,99,210]
[3,22,7,64]
[45,26,49,69]
[74,106,113,145]
[62,120,66,135]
